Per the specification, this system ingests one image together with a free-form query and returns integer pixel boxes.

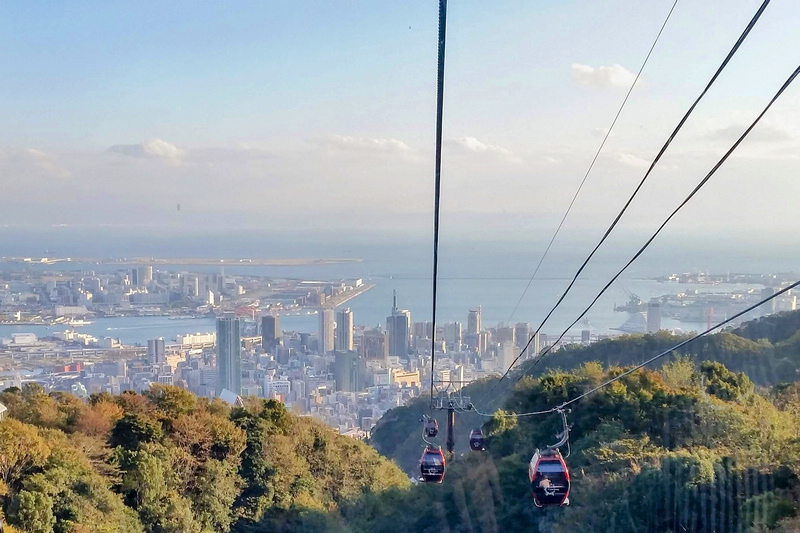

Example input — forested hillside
[3,311,800,532]
[0,385,408,533]
[373,310,800,475]
[340,360,800,532]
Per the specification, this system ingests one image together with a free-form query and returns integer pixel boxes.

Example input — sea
[0,227,796,345]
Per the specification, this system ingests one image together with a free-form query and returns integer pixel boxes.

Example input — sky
[1,0,800,248]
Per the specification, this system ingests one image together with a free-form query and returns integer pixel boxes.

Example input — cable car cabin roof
[419,447,446,483]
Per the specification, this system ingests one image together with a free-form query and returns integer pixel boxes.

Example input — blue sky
[1,1,799,245]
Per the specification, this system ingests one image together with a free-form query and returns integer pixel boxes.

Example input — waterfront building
[176,332,216,345]
[647,300,662,333]
[216,314,242,395]
[131,266,153,286]
[336,308,354,351]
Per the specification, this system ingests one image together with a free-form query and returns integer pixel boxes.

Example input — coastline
[2,256,363,267]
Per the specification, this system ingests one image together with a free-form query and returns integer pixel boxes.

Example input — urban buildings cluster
[1,261,794,436]
[0,261,370,327]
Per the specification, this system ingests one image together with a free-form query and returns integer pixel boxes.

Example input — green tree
[701,360,755,402]
[145,384,198,418]
[110,413,164,450]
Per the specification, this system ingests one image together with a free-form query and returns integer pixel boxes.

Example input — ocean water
[0,228,796,342]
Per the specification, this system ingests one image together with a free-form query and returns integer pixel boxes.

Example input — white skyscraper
[319,308,335,353]
[336,308,354,351]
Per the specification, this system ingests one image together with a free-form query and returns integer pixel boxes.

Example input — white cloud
[614,152,650,168]
[447,137,521,162]
[572,63,637,88]
[0,147,71,181]
[108,138,184,164]
[312,135,416,156]
[706,123,792,144]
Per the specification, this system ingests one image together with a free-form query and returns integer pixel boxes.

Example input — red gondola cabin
[469,428,485,451]
[419,446,446,483]
[528,448,570,507]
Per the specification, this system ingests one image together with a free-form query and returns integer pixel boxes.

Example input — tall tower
[261,315,281,353]
[336,308,354,351]
[147,338,165,365]
[386,291,411,358]
[319,308,335,353]
[216,314,241,395]
[468,306,482,335]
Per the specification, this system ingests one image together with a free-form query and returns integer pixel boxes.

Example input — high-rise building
[445,322,462,351]
[468,307,482,335]
[141,266,153,285]
[147,338,165,365]
[413,321,433,350]
[498,341,517,373]
[336,308,354,351]
[261,315,281,353]
[319,309,335,353]
[216,314,242,395]
[647,300,662,333]
[496,326,515,345]
[413,321,433,341]
[131,266,153,286]
[514,322,530,351]
[386,290,410,358]
[361,328,389,360]
[334,350,359,392]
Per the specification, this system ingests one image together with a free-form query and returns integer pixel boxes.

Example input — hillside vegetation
[373,311,800,475]
[359,311,800,532]
[3,311,800,532]
[0,385,408,533]
[336,360,800,532]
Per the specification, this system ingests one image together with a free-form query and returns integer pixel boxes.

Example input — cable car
[424,417,439,438]
[528,448,570,507]
[469,428,485,451]
[419,445,446,483]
